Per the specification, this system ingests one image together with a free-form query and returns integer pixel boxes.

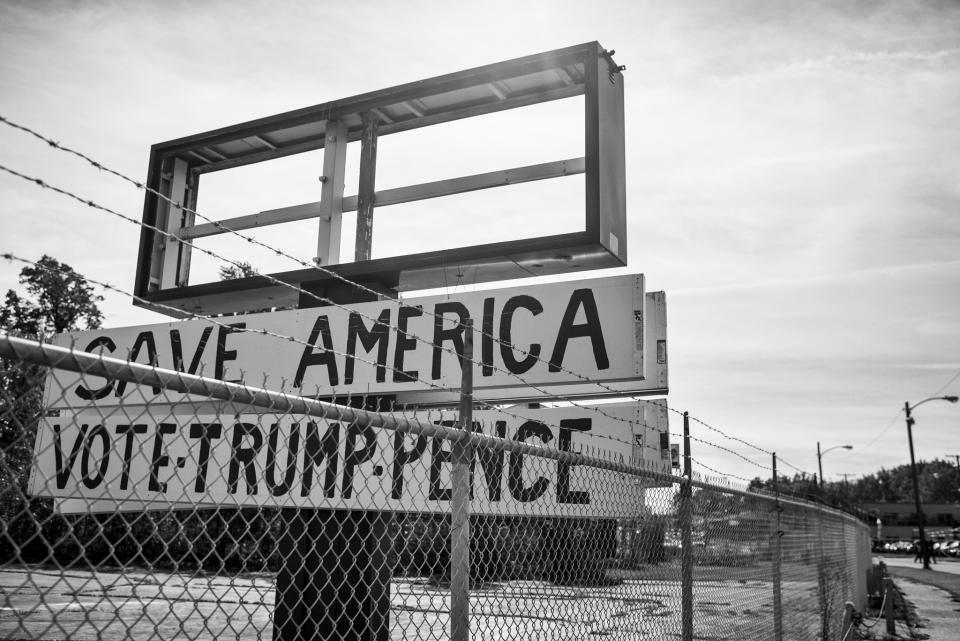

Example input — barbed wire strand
[0,161,668,438]
[1,252,667,456]
[0,115,672,428]
[0,117,790,468]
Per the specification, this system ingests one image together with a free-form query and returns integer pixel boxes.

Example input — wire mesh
[0,333,870,641]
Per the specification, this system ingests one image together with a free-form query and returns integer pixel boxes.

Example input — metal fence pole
[816,506,830,641]
[680,411,693,641]
[771,453,783,641]
[450,319,474,641]
[884,577,896,635]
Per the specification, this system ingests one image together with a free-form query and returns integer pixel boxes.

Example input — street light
[816,442,853,487]
[905,395,959,570]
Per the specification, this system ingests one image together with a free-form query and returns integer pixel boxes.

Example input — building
[862,502,960,541]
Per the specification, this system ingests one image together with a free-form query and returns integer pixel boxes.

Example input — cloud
[721,47,960,83]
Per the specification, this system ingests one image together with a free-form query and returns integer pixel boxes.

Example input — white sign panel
[398,290,667,406]
[46,275,651,408]
[39,402,670,517]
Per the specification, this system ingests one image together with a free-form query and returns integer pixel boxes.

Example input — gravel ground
[0,564,825,640]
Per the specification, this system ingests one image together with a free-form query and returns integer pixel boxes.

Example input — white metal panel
[39,403,664,517]
[397,287,667,406]
[47,274,648,407]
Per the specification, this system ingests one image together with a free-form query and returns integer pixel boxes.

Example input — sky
[1,0,958,487]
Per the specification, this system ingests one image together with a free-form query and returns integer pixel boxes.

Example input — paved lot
[0,564,822,640]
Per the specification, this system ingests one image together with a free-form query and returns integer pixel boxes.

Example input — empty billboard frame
[134,42,627,317]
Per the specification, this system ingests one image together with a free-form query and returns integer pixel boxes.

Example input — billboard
[39,402,669,517]
[46,275,662,408]
[134,42,627,317]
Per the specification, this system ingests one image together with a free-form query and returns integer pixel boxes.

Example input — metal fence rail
[1,333,870,640]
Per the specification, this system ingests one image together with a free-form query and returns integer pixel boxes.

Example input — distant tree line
[749,459,960,513]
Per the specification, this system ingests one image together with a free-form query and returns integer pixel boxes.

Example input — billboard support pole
[272,283,393,641]
[450,319,474,641]
[680,411,693,641]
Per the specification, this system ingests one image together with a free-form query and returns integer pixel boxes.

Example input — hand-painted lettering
[557,418,591,504]
[302,421,339,498]
[75,336,116,400]
[228,422,263,495]
[508,420,552,502]
[294,316,338,388]
[431,302,469,380]
[116,331,159,396]
[342,422,376,499]
[215,323,245,382]
[392,432,427,499]
[265,423,300,496]
[345,310,391,384]
[188,422,222,492]
[53,423,86,490]
[80,424,110,489]
[149,423,175,492]
[428,434,452,501]
[475,420,507,501]
[116,423,147,490]
[500,295,543,375]
[171,326,213,374]
[480,297,495,376]
[549,289,609,372]
[392,306,422,382]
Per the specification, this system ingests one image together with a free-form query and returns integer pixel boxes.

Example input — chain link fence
[1,333,870,640]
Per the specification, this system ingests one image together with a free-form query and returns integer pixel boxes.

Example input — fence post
[816,506,830,641]
[680,411,693,641]
[841,601,855,640]
[884,577,895,635]
[450,319,474,641]
[772,453,783,641]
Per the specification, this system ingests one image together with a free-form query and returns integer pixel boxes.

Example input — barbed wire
[0,161,668,439]
[0,252,666,456]
[0,115,791,466]
[0,115,796,471]
[688,414,772,456]
[0,114,668,427]
[686,433,772,472]
[0,164,786,478]
[690,457,754,484]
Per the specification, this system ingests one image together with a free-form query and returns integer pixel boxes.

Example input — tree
[0,255,104,562]
[749,460,960,519]
[0,255,103,336]
[218,261,258,281]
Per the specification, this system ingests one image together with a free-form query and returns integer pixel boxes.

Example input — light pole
[905,395,959,570]
[816,442,853,490]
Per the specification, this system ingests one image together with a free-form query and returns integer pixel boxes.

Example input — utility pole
[946,454,960,469]
[905,401,929,570]
[817,442,823,487]
[904,395,959,571]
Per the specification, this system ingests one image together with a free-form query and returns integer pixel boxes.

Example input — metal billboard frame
[134,41,626,316]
